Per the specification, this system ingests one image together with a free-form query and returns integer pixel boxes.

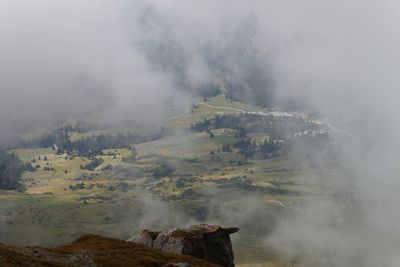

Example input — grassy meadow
[0,95,331,266]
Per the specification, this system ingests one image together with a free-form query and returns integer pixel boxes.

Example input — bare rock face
[129,229,161,247]
[129,224,239,267]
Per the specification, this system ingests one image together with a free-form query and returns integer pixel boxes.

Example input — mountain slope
[0,234,218,267]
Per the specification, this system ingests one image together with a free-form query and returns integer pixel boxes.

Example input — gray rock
[127,229,160,247]
[129,224,239,267]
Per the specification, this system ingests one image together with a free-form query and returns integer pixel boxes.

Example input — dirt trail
[199,102,247,112]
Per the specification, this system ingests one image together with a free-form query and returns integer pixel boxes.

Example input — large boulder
[129,224,239,267]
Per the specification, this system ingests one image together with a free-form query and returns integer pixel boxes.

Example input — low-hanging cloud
[0,0,281,148]
[0,0,185,146]
[2,0,400,265]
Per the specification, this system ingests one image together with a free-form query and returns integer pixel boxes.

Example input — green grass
[12,148,55,162]
[0,191,143,246]
[2,138,317,266]
[136,133,219,158]
[167,94,265,129]
[69,127,154,142]
[2,96,331,266]
[206,94,265,112]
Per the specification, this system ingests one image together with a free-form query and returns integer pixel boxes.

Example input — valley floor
[0,95,333,266]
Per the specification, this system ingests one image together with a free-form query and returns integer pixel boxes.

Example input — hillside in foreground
[0,234,218,267]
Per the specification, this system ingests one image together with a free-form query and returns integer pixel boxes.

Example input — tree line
[194,113,329,159]
[190,113,309,141]
[19,126,162,157]
[0,150,26,190]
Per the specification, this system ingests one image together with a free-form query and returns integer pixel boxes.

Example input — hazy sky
[1,0,399,140]
[2,1,400,265]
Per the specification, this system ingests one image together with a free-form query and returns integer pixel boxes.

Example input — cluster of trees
[232,138,283,158]
[80,158,104,171]
[35,126,72,150]
[190,113,298,141]
[221,144,232,152]
[192,112,328,159]
[21,127,161,157]
[0,150,25,190]
[233,138,257,158]
[259,140,284,157]
[191,113,289,158]
[224,134,328,159]
[72,132,161,157]
[19,123,84,148]
[70,133,137,157]
[215,137,284,159]
[190,114,249,132]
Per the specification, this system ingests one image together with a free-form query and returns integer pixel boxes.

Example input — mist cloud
[0,0,182,146]
[2,1,400,265]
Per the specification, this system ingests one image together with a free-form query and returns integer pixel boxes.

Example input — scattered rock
[129,224,239,267]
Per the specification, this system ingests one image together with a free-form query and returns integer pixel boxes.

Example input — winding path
[198,102,247,113]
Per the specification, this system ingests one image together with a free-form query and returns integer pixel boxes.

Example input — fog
[2,0,400,266]
[0,0,184,146]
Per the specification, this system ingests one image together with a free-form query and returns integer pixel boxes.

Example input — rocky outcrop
[129,224,239,267]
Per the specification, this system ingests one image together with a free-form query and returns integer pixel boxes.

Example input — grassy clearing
[167,94,265,129]
[0,191,143,246]
[206,94,265,112]
[69,127,154,142]
[12,148,54,162]
[136,133,219,158]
